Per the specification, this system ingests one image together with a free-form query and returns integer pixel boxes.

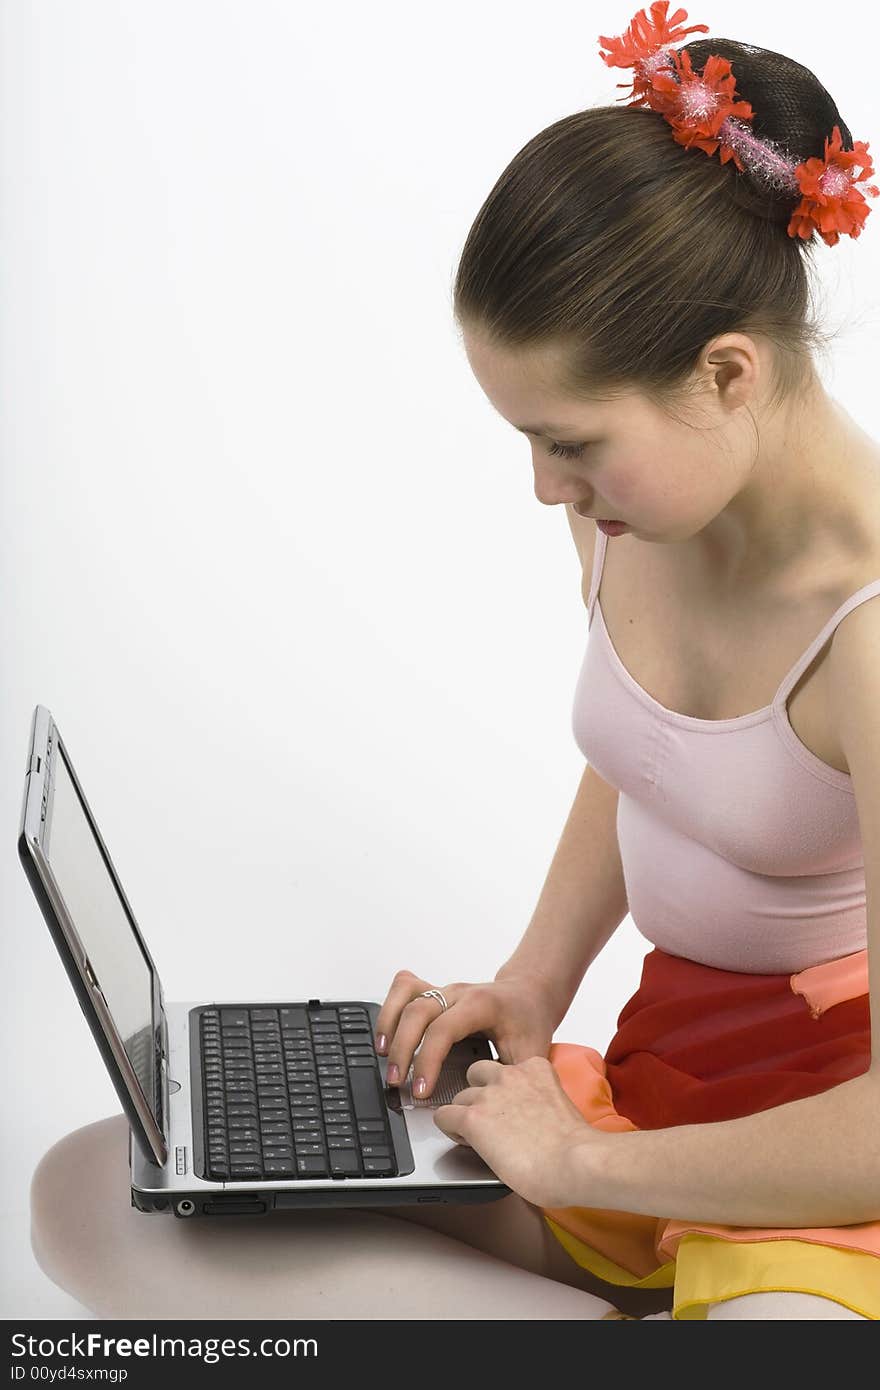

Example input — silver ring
[418,988,449,1012]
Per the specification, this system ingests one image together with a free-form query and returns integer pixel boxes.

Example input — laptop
[18,705,510,1218]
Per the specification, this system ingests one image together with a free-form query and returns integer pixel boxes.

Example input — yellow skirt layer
[545,1219,880,1319]
[671,1234,880,1320]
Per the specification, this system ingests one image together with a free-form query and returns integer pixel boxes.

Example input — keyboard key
[330,1151,361,1175]
[297,1156,329,1175]
[363,1158,395,1174]
[265,1160,296,1176]
[350,1067,385,1121]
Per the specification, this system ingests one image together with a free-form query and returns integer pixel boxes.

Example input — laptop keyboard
[200,1005,398,1181]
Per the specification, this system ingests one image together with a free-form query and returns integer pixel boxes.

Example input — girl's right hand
[374,968,561,1100]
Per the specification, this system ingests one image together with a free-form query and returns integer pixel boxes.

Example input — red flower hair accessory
[597,2,878,246]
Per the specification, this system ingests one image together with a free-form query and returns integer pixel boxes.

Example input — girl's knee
[30,1116,129,1293]
[706,1291,868,1320]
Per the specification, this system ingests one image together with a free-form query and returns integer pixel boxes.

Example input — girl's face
[460,325,761,545]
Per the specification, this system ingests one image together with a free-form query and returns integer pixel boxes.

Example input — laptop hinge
[156,1001,169,1140]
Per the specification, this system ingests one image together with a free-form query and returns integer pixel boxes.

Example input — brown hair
[452,39,854,425]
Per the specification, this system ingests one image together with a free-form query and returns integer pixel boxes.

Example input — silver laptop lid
[18,705,168,1165]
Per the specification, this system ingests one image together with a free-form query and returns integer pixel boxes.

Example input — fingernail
[387,1063,399,1084]
[414,1077,426,1096]
[376,1034,386,1052]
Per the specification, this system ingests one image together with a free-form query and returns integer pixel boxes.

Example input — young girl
[31,5,879,1320]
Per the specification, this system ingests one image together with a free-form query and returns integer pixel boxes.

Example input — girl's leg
[376,1194,675,1318]
[706,1291,868,1320]
[30,1115,618,1320]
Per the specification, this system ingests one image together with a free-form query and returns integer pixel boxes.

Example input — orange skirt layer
[540,946,878,1290]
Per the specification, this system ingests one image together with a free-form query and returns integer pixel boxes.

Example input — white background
[2,0,878,1319]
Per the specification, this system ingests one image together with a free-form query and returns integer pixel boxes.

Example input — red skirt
[540,946,879,1319]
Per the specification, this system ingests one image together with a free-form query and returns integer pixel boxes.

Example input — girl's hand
[432,1054,610,1209]
[375,969,562,1096]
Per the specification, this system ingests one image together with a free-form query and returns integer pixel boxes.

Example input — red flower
[655,48,755,169]
[788,125,879,246]
[598,2,709,106]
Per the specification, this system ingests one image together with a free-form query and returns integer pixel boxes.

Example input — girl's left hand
[432,1055,609,1209]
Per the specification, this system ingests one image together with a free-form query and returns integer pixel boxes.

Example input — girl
[31,4,879,1319]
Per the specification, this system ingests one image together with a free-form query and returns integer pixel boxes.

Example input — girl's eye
[548,441,586,460]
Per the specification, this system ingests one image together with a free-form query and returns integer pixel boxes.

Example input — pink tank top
[575,528,880,973]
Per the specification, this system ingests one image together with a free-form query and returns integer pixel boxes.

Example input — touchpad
[400,1037,494,1109]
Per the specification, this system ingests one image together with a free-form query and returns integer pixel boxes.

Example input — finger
[465,1058,504,1086]
[448,1086,481,1104]
[383,988,458,1089]
[432,1102,472,1147]
[373,970,433,1055]
[400,990,498,1100]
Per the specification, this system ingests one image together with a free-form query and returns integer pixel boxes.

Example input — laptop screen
[44,741,157,1113]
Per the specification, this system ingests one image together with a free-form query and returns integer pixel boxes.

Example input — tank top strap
[587,527,609,628]
[773,578,880,709]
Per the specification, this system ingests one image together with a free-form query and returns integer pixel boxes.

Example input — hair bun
[681,39,853,222]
